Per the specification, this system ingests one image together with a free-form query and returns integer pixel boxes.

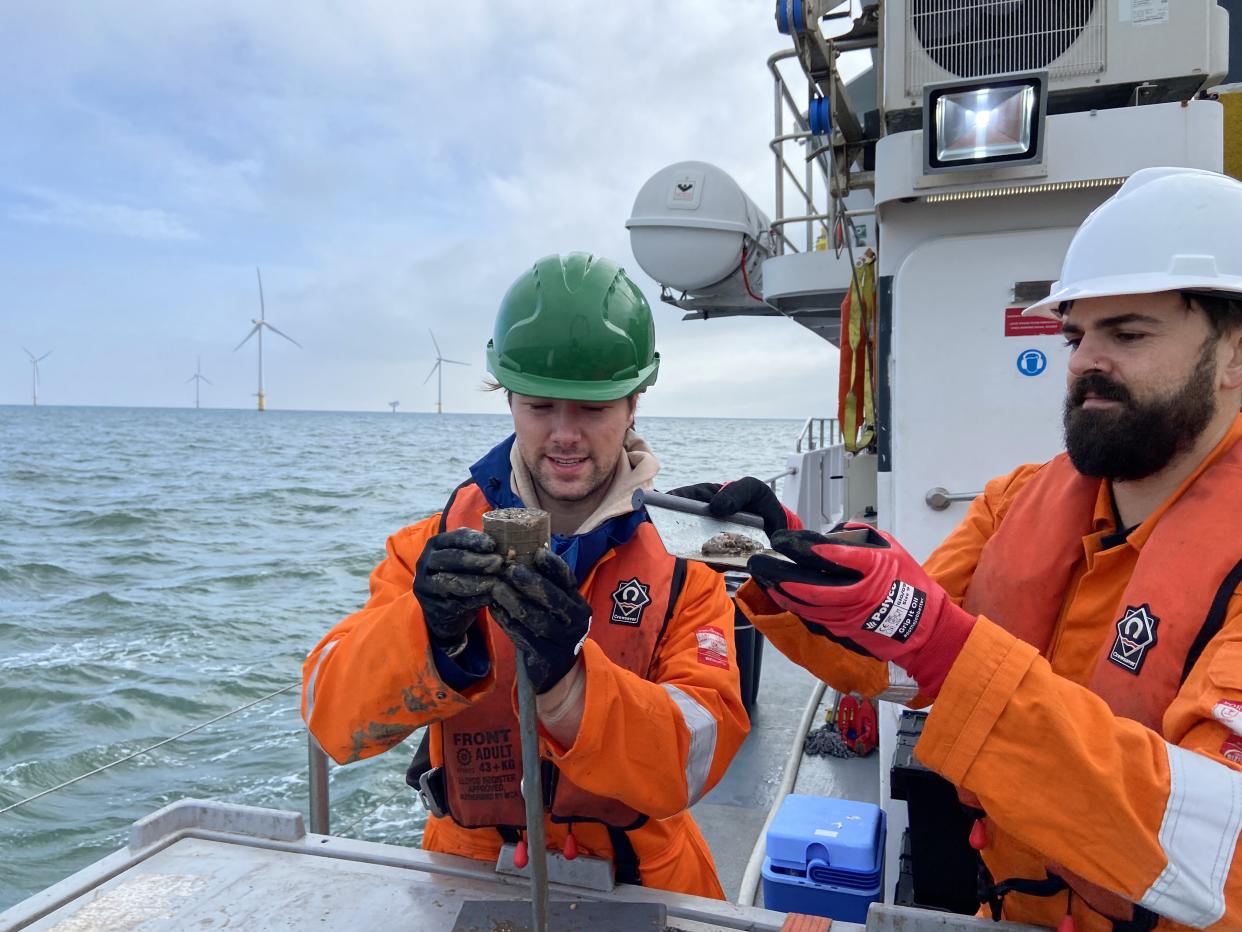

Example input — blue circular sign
[1016,348,1048,377]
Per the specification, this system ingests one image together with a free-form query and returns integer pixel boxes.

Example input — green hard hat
[486,253,660,401]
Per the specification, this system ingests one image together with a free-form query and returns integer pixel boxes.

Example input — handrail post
[308,732,331,835]
[774,63,784,256]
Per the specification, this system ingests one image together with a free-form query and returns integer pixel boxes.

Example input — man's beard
[1063,340,1217,481]
[530,456,614,504]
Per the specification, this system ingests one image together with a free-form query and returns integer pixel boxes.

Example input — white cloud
[9,188,199,241]
[0,1,855,417]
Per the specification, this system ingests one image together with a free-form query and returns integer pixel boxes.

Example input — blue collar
[468,434,648,583]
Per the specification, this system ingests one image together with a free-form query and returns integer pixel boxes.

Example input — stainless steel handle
[925,487,983,511]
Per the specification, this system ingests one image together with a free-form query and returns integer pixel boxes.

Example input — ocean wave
[70,510,160,531]
[63,591,136,610]
[0,562,76,586]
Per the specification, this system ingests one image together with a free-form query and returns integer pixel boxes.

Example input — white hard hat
[1024,167,1242,319]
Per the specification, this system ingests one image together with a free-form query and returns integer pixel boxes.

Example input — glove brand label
[1108,604,1159,674]
[610,577,652,626]
[694,625,730,669]
[863,580,925,642]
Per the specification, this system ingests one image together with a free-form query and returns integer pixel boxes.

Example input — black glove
[489,547,592,694]
[668,476,795,536]
[413,528,504,647]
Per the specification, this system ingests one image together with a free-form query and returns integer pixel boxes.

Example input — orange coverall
[738,417,1242,930]
[302,505,749,898]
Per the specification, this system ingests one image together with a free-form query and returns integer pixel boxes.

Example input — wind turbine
[388,401,400,413]
[234,267,300,411]
[187,356,212,409]
[22,347,51,407]
[424,331,467,414]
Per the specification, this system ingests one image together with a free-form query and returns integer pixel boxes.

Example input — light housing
[923,73,1047,174]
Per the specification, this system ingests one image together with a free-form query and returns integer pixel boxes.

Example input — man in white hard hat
[704,167,1242,930]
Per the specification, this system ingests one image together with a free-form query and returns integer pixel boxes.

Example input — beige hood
[509,429,660,536]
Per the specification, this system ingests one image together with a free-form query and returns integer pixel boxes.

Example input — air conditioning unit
[882,0,1229,126]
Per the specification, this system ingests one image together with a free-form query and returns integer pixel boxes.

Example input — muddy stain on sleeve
[402,686,434,714]
[346,721,415,763]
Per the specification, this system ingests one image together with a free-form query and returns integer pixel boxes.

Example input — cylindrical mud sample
[482,508,550,564]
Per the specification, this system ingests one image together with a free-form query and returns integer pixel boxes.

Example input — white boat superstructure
[626,0,1242,913]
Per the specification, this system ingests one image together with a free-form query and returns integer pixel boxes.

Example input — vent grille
[906,0,1106,96]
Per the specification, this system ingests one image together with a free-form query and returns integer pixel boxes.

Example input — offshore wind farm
[11,272,477,415]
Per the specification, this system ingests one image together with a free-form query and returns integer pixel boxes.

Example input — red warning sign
[1004,307,1062,337]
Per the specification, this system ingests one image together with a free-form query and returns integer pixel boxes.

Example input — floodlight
[923,74,1047,174]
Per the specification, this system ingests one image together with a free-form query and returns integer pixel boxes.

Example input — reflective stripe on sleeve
[662,685,718,805]
[1140,742,1242,928]
[304,640,339,723]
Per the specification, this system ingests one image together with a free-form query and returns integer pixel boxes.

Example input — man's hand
[746,525,974,698]
[490,548,592,694]
[413,529,504,647]
[667,476,803,535]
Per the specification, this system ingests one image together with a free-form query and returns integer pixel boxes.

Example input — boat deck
[692,639,879,905]
[0,798,1038,932]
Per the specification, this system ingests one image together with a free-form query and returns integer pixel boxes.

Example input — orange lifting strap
[837,250,877,454]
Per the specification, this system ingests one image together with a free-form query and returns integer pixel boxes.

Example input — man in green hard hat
[302,253,749,898]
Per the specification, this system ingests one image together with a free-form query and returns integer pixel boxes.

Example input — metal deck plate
[452,899,666,931]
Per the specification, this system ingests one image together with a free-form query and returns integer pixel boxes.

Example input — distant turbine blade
[22,346,35,362]
[234,323,261,350]
[256,267,266,320]
[37,351,52,362]
[423,361,440,384]
[443,358,468,366]
[430,330,442,357]
[263,321,302,348]
[186,374,197,383]
[201,375,213,385]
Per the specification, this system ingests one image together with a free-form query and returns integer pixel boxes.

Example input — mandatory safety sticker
[862,580,926,642]
[1212,699,1242,737]
[695,625,730,670]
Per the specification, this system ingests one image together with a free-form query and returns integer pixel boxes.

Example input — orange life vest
[438,483,685,830]
[962,447,1242,730]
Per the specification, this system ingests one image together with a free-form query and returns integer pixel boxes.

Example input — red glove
[746,525,975,698]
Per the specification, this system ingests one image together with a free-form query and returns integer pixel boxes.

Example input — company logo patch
[695,625,730,669]
[610,577,651,626]
[861,579,926,643]
[1108,604,1159,674]
[1222,735,1242,766]
[1212,699,1242,737]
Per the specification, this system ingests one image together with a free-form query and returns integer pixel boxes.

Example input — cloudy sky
[0,2,856,418]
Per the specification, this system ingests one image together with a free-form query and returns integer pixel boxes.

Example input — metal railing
[767,40,874,312]
[308,734,332,834]
[763,466,796,491]
[796,416,841,452]
[768,49,835,255]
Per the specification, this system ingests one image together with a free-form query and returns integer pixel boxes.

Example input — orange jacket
[302,482,748,899]
[739,415,1242,930]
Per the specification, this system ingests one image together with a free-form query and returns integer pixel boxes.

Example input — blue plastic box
[761,794,886,922]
